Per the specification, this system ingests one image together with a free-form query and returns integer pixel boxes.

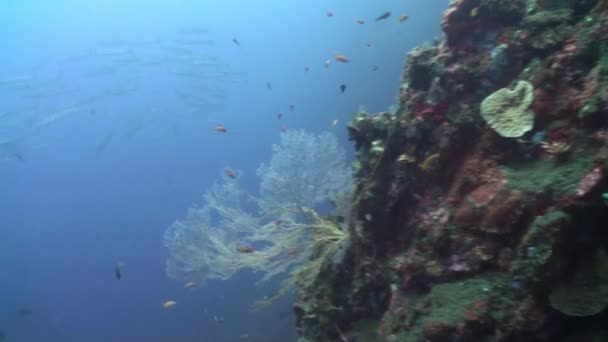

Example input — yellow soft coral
[251,207,349,309]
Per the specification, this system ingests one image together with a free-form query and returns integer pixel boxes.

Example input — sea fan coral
[257,130,351,214]
[164,130,353,307]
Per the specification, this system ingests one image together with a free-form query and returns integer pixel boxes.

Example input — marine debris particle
[184,281,197,289]
[114,262,123,280]
[162,300,177,309]
[480,81,535,138]
[213,125,227,133]
[224,168,236,179]
[335,54,349,63]
[375,12,391,22]
[236,245,254,253]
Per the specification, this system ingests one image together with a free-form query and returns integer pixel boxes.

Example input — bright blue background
[0,1,448,341]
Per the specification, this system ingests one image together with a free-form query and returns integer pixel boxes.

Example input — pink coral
[575,167,603,197]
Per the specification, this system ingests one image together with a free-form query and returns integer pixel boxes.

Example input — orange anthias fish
[236,245,255,253]
[277,112,283,120]
[399,14,409,22]
[356,19,365,24]
[281,125,288,133]
[335,54,349,63]
[224,168,236,179]
[213,125,227,133]
[326,11,334,17]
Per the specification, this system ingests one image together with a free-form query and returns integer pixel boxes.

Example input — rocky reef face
[296,0,608,341]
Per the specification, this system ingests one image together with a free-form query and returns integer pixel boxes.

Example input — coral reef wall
[296,0,608,341]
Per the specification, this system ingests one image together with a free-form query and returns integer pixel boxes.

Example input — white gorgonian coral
[163,130,352,305]
[257,130,351,214]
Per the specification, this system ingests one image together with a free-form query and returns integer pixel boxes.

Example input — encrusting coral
[480,80,535,138]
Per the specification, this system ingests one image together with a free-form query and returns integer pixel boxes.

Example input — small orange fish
[277,112,283,120]
[213,125,227,133]
[184,281,198,289]
[274,220,282,226]
[326,11,333,17]
[281,125,287,133]
[289,104,295,111]
[162,300,177,309]
[399,14,409,22]
[224,169,236,179]
[335,54,349,63]
[304,65,310,72]
[366,42,372,48]
[356,19,365,24]
[236,245,255,253]
[286,247,300,256]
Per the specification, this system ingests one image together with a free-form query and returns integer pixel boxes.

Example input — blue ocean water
[0,1,448,341]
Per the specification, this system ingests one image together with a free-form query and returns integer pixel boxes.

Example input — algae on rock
[549,248,608,317]
[510,210,571,289]
[502,154,594,199]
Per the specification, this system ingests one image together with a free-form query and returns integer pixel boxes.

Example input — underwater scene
[1,0,608,341]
